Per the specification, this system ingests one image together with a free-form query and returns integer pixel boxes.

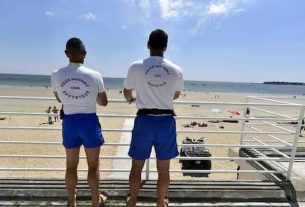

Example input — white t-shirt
[123,56,184,110]
[51,63,105,115]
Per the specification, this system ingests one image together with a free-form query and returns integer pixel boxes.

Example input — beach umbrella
[210,108,221,113]
[227,109,241,115]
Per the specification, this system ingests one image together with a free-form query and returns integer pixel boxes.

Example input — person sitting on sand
[183,124,193,128]
[45,106,53,124]
[52,106,59,122]
[198,122,208,127]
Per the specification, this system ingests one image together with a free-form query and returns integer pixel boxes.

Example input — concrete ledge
[0,179,298,206]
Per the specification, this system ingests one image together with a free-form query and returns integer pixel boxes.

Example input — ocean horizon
[0,73,305,95]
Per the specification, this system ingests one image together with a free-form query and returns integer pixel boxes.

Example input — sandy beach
[0,87,304,180]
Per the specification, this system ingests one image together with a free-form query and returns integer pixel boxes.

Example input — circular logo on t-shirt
[60,77,90,100]
[145,65,170,87]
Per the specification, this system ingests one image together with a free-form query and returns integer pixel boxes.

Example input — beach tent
[210,108,221,113]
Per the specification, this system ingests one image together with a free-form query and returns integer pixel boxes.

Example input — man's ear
[65,50,69,58]
[163,45,167,52]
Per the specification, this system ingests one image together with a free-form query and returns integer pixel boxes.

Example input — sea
[0,73,305,95]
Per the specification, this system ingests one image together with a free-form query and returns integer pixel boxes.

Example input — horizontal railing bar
[0,112,299,122]
[260,120,295,133]
[0,96,56,100]
[244,155,288,180]
[250,107,296,119]
[244,139,305,144]
[0,141,63,145]
[250,123,305,127]
[0,112,59,117]
[248,96,302,106]
[0,112,137,118]
[0,168,283,173]
[0,96,303,108]
[246,124,293,146]
[250,148,290,167]
[250,96,305,100]
[0,154,290,161]
[247,160,284,182]
[0,140,292,148]
[245,134,291,159]
[0,126,296,135]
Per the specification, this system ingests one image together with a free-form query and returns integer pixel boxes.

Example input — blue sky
[0,0,304,83]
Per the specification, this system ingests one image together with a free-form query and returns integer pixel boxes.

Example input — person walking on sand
[52,106,59,122]
[51,37,108,207]
[45,106,53,124]
[123,29,184,207]
[300,118,304,137]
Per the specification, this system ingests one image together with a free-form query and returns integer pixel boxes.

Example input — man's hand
[128,97,136,104]
[173,91,181,100]
[123,88,136,104]
[97,92,108,106]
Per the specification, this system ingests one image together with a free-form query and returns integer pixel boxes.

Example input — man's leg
[85,147,101,207]
[65,148,80,207]
[156,159,170,207]
[127,159,145,207]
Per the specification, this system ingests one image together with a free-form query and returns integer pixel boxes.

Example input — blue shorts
[129,115,178,160]
[62,113,104,149]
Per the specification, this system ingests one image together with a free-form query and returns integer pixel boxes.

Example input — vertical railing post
[286,106,305,180]
[239,97,249,145]
[145,158,150,180]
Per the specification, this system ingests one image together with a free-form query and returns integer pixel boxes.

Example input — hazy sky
[0,0,304,82]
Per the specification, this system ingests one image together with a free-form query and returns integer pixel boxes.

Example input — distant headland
[263,81,305,86]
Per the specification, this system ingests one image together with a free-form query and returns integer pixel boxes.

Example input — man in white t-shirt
[123,29,184,207]
[51,38,108,207]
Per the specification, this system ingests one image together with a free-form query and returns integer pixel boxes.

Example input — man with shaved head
[51,37,108,207]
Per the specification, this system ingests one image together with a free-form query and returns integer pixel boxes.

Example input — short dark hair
[66,37,86,53]
[148,29,168,50]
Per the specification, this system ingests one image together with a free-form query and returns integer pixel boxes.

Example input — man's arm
[97,91,108,106]
[123,88,135,103]
[173,91,181,100]
[53,92,61,103]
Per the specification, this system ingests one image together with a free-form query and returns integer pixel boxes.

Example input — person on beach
[52,106,59,122]
[300,118,305,137]
[51,37,108,207]
[123,29,184,207]
[45,106,53,124]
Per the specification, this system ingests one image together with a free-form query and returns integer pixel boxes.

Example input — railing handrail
[0,95,304,108]
[0,140,292,148]
[0,154,290,161]
[0,167,283,173]
[0,126,297,135]
[0,111,300,121]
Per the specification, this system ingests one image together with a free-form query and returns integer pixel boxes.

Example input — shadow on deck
[0,179,301,206]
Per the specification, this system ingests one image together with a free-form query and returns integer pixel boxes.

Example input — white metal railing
[0,95,304,181]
